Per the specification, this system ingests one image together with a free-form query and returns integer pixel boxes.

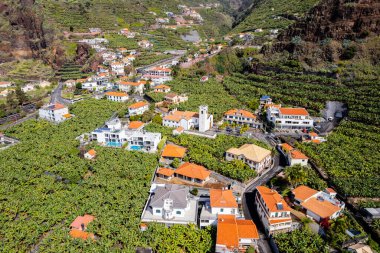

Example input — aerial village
[0,3,377,253]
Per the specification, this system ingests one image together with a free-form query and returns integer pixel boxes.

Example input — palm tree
[285,165,308,187]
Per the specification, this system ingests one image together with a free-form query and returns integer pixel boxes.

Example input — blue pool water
[107,142,122,147]
[130,146,142,150]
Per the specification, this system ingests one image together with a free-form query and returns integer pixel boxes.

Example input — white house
[105,91,129,102]
[256,186,293,235]
[153,84,171,93]
[21,84,35,92]
[0,81,13,88]
[279,143,309,166]
[118,80,146,95]
[110,62,125,76]
[138,40,153,48]
[84,149,96,160]
[128,101,149,116]
[224,109,261,128]
[162,105,213,132]
[226,144,272,174]
[267,105,314,130]
[64,80,76,88]
[39,103,72,123]
[142,67,172,85]
[215,215,259,253]
[292,186,345,222]
[141,184,198,225]
[82,81,99,91]
[200,189,240,227]
[91,118,161,152]
[164,93,188,104]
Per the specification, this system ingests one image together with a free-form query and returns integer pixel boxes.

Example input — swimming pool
[130,145,142,151]
[107,142,122,147]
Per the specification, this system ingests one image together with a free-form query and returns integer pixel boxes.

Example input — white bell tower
[199,105,212,132]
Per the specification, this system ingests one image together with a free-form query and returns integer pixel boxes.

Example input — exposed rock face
[0,0,48,63]
[278,0,380,43]
[266,0,380,65]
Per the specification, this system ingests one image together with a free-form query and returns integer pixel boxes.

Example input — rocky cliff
[267,0,380,64]
[278,0,380,42]
[0,0,48,62]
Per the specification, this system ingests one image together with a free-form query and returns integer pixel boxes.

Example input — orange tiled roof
[256,186,291,212]
[268,218,292,224]
[106,91,128,97]
[175,126,184,132]
[63,113,72,118]
[326,188,336,193]
[224,109,256,119]
[119,81,145,86]
[175,162,210,181]
[279,107,309,116]
[154,84,170,90]
[69,229,95,240]
[236,219,259,239]
[281,143,294,152]
[216,215,259,249]
[264,103,281,109]
[301,198,341,219]
[312,139,321,144]
[163,111,198,122]
[150,67,171,72]
[128,121,145,129]
[210,189,238,208]
[292,185,318,202]
[129,101,148,109]
[87,149,96,156]
[309,132,318,137]
[290,149,308,160]
[157,167,175,177]
[162,144,187,158]
[70,215,95,230]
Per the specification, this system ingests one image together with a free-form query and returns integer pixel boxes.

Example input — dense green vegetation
[0,60,54,82]
[145,123,272,181]
[56,63,89,81]
[299,121,380,198]
[274,228,329,253]
[284,165,327,190]
[167,77,243,120]
[0,99,213,252]
[232,0,320,33]
[133,52,173,67]
[105,34,139,49]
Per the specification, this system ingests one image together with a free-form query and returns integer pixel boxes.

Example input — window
[155,209,161,214]
[176,211,181,215]
[220,208,224,212]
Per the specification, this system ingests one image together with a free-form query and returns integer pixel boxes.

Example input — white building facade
[267,106,314,130]
[39,103,70,123]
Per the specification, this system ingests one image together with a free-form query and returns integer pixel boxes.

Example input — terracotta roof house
[172,126,184,135]
[128,121,145,131]
[279,143,309,166]
[200,189,240,227]
[128,101,149,116]
[174,162,211,185]
[39,103,71,123]
[292,185,344,222]
[105,91,129,102]
[161,144,187,161]
[226,144,272,173]
[153,84,171,93]
[266,105,314,130]
[215,215,259,253]
[156,167,175,180]
[256,186,293,235]
[224,109,261,128]
[84,149,97,160]
[69,214,96,240]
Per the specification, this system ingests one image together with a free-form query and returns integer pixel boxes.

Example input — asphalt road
[0,111,38,131]
[50,82,72,105]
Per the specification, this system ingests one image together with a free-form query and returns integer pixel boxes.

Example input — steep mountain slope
[232,0,320,33]
[267,0,380,66]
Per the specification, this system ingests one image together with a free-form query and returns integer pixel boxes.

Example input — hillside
[266,0,380,68]
[231,0,320,33]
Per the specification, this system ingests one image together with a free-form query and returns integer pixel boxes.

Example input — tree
[371,219,380,230]
[152,114,162,125]
[248,99,259,111]
[285,165,308,187]
[172,158,181,168]
[75,82,82,90]
[141,110,154,123]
